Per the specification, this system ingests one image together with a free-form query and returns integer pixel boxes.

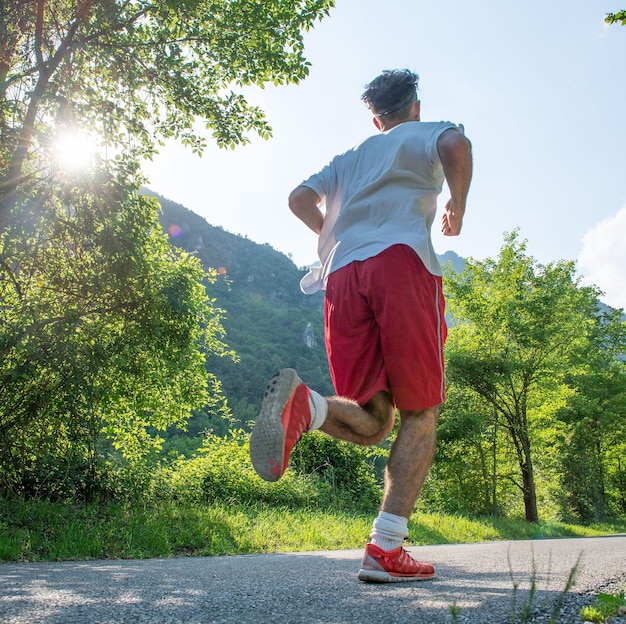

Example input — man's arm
[437,128,473,236]
[288,185,324,234]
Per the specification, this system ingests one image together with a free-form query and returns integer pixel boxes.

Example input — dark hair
[361,69,419,117]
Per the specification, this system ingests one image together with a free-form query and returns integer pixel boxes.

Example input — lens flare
[53,130,98,172]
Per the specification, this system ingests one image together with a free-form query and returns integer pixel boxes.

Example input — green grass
[1,496,625,562]
[581,590,626,623]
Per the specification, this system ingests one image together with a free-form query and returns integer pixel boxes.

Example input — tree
[427,384,523,518]
[444,231,613,523]
[606,10,626,25]
[1,0,334,226]
[0,171,236,497]
[0,0,334,498]
[553,306,626,521]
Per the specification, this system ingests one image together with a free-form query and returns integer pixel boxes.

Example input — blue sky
[144,0,626,310]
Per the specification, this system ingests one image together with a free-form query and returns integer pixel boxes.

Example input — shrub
[149,431,323,508]
[1,451,120,504]
[147,430,384,513]
[290,431,384,512]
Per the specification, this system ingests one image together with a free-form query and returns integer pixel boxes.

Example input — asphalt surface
[1,535,625,623]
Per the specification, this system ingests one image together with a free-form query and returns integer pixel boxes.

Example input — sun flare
[53,130,99,172]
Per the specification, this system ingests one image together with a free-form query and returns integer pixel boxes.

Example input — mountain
[438,250,465,273]
[151,192,466,428]
[152,193,332,430]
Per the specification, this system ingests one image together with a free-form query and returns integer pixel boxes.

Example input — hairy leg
[320,390,395,446]
[380,406,438,518]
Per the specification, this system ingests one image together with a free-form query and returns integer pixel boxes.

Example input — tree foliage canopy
[0,0,334,499]
[1,0,334,223]
[442,231,626,522]
[606,10,626,25]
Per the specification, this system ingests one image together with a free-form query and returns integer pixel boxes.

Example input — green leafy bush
[149,431,323,508]
[290,431,385,512]
[147,430,384,513]
[2,452,117,504]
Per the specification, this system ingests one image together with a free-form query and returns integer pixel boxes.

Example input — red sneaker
[250,369,311,482]
[358,543,436,583]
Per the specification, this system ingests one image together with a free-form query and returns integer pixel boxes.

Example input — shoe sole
[250,368,301,482]
[357,568,436,583]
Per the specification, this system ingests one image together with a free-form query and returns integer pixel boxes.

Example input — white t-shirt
[299,120,458,294]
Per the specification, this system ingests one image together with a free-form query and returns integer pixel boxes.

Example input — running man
[250,69,472,583]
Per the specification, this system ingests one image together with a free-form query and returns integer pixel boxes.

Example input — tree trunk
[521,464,539,523]
[491,415,499,517]
[520,433,539,523]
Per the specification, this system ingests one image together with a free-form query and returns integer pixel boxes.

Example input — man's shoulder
[334,121,458,163]
[395,120,457,134]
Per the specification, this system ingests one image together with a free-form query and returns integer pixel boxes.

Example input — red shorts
[324,244,447,411]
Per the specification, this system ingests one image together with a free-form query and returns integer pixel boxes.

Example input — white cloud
[578,205,626,311]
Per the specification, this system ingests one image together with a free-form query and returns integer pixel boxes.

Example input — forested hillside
[154,193,332,435]
[154,192,464,433]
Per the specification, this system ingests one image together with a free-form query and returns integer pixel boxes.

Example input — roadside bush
[290,431,384,512]
[148,430,384,513]
[1,451,121,504]
[149,431,325,508]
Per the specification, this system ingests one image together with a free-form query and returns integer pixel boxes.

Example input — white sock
[369,511,409,551]
[307,389,328,431]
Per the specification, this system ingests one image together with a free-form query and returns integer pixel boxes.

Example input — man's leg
[370,407,438,550]
[380,406,438,518]
[250,370,394,482]
[357,405,438,583]
[368,406,438,548]
[320,390,395,446]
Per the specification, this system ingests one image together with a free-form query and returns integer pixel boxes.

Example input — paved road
[1,535,625,623]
